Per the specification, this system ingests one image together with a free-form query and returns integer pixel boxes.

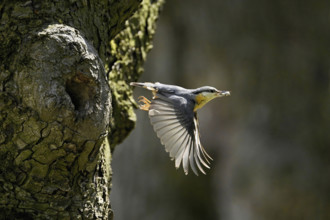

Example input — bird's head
[192,86,230,111]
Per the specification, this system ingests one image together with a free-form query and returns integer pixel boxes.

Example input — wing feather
[169,130,188,158]
[194,149,206,174]
[182,136,192,175]
[174,132,190,169]
[153,120,180,132]
[147,94,212,175]
[156,123,182,137]
[194,128,211,169]
[164,128,186,153]
[161,125,183,144]
[189,141,199,176]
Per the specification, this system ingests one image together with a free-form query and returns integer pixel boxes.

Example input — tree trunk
[0,0,163,219]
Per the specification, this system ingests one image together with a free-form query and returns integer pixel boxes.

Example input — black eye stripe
[193,88,218,94]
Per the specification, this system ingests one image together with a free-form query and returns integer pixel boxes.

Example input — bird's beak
[217,90,231,97]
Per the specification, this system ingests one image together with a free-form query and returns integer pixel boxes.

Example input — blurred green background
[111,0,330,219]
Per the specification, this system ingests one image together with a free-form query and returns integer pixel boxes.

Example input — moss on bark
[108,0,164,148]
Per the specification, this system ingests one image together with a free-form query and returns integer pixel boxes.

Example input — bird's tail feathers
[130,82,156,91]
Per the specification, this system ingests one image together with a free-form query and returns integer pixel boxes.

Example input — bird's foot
[138,96,151,111]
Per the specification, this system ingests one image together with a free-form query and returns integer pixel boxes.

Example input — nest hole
[65,73,96,113]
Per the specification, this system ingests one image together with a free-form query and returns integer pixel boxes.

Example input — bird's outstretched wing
[148,94,212,175]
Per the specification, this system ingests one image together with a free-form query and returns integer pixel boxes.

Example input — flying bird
[130,82,230,175]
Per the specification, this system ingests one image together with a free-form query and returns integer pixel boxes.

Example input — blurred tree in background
[112,0,330,219]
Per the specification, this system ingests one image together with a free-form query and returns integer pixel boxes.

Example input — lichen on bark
[108,0,164,148]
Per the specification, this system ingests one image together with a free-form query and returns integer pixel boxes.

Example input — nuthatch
[131,82,230,175]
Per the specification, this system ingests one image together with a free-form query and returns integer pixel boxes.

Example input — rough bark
[0,0,163,219]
